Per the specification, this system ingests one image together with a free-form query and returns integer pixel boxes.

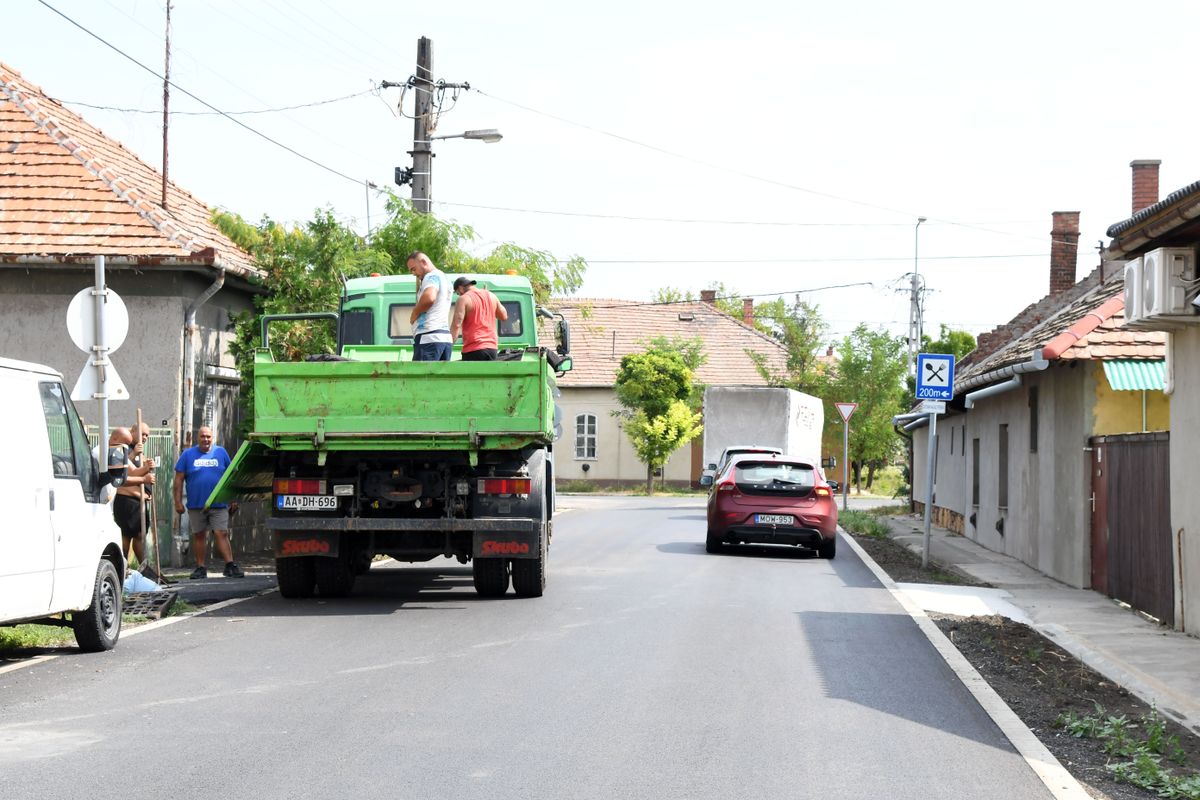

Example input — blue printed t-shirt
[174,445,232,509]
[413,269,452,343]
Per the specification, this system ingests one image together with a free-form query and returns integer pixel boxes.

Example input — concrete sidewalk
[879,513,1200,737]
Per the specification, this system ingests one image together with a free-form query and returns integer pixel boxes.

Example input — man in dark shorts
[450,277,508,361]
[113,422,156,566]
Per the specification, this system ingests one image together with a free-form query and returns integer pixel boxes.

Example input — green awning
[1102,360,1165,391]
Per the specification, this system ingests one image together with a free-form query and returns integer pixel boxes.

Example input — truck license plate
[755,514,794,525]
[276,495,338,511]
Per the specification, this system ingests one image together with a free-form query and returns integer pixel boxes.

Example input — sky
[6,0,1200,345]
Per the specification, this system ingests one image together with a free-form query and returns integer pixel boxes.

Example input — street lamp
[908,216,928,379]
[399,128,504,214]
[430,129,503,144]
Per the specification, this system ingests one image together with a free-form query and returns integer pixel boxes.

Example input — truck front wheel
[473,558,509,597]
[277,556,316,598]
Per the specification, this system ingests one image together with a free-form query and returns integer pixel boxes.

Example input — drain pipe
[182,267,225,449]
[965,375,1022,409]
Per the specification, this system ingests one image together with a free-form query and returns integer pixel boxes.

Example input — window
[732,461,816,495]
[499,301,523,337]
[971,438,980,506]
[1028,386,1038,453]
[39,381,98,495]
[961,426,966,457]
[950,425,955,455]
[388,304,417,340]
[998,424,1009,509]
[341,308,375,346]
[575,413,597,459]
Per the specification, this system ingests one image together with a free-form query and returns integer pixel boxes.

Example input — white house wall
[912,367,1091,588]
[1170,330,1200,632]
[556,386,693,485]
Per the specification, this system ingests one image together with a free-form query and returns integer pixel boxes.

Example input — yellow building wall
[1090,362,1170,435]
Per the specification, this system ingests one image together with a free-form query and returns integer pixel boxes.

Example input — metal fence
[87,426,179,567]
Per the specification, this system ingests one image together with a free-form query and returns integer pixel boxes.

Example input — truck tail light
[274,478,327,495]
[814,486,832,498]
[477,478,531,496]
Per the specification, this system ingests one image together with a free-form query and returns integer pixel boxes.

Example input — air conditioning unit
[1123,258,1144,327]
[1141,247,1198,323]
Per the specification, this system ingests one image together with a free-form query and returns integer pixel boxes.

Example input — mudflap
[274,531,340,559]
[473,527,543,559]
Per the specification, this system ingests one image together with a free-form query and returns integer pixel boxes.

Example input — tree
[825,325,908,492]
[749,296,829,393]
[214,196,588,435]
[614,349,703,493]
[922,325,976,361]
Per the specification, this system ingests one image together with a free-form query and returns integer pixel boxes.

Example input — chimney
[742,298,754,325]
[826,345,834,357]
[1049,211,1080,296]
[700,289,717,306]
[1131,159,1161,214]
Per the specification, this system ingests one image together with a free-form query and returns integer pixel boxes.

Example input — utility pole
[906,216,927,381]
[160,1,173,209]
[410,36,434,214]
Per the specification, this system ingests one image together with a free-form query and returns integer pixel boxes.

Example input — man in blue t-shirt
[406,251,453,362]
[173,426,243,580]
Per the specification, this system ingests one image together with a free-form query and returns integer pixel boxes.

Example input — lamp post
[907,216,927,380]
[399,128,504,214]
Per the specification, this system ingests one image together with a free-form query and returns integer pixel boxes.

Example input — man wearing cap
[406,251,454,362]
[450,277,509,361]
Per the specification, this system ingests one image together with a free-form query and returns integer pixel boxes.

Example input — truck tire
[276,556,316,598]
[512,450,548,598]
[818,535,837,560]
[473,558,509,597]
[314,550,356,598]
[72,559,122,652]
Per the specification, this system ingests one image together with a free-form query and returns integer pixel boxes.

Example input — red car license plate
[755,514,794,525]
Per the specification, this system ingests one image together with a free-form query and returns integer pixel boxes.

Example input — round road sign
[66,287,128,354]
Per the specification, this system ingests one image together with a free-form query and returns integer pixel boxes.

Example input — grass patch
[557,480,602,493]
[867,465,906,499]
[0,623,74,652]
[868,504,910,517]
[839,509,892,539]
[1055,705,1200,798]
[166,599,198,617]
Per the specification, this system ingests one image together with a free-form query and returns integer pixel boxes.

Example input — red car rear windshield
[733,462,816,495]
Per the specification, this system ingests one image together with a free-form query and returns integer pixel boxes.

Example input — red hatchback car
[703,454,838,558]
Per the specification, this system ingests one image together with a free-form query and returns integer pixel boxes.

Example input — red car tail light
[477,478,531,496]
[813,486,832,498]
[274,478,326,495]
[716,479,737,493]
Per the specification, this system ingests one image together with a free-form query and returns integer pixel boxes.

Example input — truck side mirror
[699,475,713,487]
[556,319,571,356]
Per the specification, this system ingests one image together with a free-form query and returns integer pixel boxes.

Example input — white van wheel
[72,559,122,652]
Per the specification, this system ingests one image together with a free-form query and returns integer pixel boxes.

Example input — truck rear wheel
[314,550,356,598]
[277,556,316,598]
[512,451,548,598]
[473,558,509,597]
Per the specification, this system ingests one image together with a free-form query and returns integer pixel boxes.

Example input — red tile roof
[538,298,789,387]
[0,62,260,278]
[955,278,1165,390]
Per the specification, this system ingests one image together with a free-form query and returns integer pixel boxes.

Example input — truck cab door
[0,379,55,621]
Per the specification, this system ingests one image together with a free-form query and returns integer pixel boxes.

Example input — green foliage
[921,324,977,361]
[213,196,587,436]
[825,325,908,489]
[614,349,694,420]
[839,510,891,539]
[641,335,708,407]
[614,348,703,493]
[1054,705,1200,798]
[624,401,704,486]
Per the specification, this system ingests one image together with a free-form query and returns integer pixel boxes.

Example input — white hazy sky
[6,0,1200,344]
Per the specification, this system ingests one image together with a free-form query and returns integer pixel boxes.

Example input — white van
[0,357,127,651]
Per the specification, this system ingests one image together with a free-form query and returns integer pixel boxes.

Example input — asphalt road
[0,495,1049,800]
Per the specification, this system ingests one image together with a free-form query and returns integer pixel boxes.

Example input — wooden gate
[1089,432,1173,626]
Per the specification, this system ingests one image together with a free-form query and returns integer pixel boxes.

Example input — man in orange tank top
[450,277,509,361]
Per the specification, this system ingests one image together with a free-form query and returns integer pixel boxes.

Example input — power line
[549,253,1048,264]
[36,0,365,188]
[472,88,1084,248]
[576,282,873,310]
[57,89,375,116]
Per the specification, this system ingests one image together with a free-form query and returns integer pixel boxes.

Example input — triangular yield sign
[835,402,857,422]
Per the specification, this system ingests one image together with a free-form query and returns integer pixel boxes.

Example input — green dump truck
[208,273,571,599]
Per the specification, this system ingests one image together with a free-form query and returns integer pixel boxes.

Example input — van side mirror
[827,480,840,493]
[699,474,713,487]
[706,463,716,470]
[100,446,129,489]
